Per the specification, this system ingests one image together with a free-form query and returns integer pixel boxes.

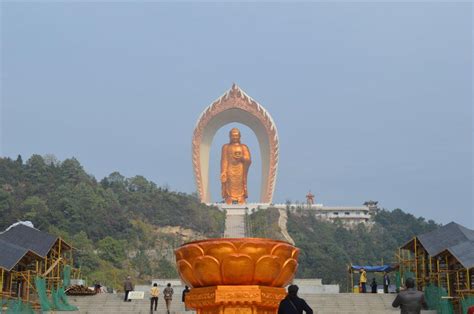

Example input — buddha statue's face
[229,128,241,144]
[232,146,243,160]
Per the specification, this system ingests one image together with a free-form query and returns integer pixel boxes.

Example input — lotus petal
[271,243,293,260]
[239,242,270,262]
[177,260,200,287]
[254,255,282,285]
[222,254,254,285]
[272,258,298,287]
[291,248,300,260]
[180,244,204,261]
[193,255,222,287]
[175,250,184,261]
[204,241,237,263]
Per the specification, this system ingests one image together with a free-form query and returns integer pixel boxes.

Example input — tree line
[0,155,225,287]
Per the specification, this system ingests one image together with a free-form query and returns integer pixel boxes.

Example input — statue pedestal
[186,285,286,314]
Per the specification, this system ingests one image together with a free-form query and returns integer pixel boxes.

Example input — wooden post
[0,268,4,293]
[467,269,471,290]
[429,257,433,284]
[437,259,441,287]
[58,240,62,288]
[26,270,30,302]
[422,251,426,288]
[446,256,450,296]
[456,270,460,294]
[414,237,418,287]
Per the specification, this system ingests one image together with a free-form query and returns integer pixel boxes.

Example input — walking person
[392,278,428,314]
[163,283,174,314]
[182,285,191,311]
[383,272,391,293]
[123,276,134,302]
[359,268,367,293]
[150,283,159,312]
[278,284,313,314]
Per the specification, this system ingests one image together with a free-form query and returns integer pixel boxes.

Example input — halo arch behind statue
[192,84,279,204]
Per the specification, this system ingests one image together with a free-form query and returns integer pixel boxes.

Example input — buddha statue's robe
[221,137,251,205]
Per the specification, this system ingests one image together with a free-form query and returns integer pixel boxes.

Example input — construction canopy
[349,265,397,273]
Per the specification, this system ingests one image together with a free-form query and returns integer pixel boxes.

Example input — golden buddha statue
[221,128,251,204]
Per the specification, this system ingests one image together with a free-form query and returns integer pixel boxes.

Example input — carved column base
[185,285,286,314]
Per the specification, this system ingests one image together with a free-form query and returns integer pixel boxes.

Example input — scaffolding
[0,237,79,312]
[398,235,474,314]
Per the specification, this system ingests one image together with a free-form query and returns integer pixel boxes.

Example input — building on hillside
[213,200,380,228]
[398,221,474,306]
[284,200,379,227]
[0,222,77,306]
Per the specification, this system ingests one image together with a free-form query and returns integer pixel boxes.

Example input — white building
[211,200,380,228]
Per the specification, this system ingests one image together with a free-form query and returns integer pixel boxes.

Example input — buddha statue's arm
[242,144,251,167]
[242,145,251,197]
[220,145,228,199]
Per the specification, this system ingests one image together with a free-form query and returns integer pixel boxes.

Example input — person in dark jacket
[278,284,313,314]
[371,278,378,293]
[383,272,391,293]
[123,276,134,302]
[392,278,428,314]
[182,285,190,311]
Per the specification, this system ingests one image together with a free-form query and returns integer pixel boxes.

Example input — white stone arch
[192,84,279,204]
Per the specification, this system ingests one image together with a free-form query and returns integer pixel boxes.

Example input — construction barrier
[424,284,454,314]
[461,297,474,314]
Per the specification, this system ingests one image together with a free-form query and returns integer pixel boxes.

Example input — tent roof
[445,241,474,269]
[350,265,396,273]
[403,222,474,256]
[0,223,68,258]
[0,239,31,271]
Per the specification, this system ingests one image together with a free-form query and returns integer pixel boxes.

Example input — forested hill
[0,155,225,285]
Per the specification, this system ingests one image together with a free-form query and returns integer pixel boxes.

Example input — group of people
[123,276,190,313]
[358,268,391,293]
[121,275,429,314]
[279,280,429,314]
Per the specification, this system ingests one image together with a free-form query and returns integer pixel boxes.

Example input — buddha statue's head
[229,128,241,144]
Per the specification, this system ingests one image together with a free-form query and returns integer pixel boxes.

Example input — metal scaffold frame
[0,237,80,311]
[398,236,474,313]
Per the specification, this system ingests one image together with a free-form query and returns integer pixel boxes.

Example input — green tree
[97,236,126,268]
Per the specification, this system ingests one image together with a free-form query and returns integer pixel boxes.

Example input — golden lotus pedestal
[175,238,300,314]
[186,285,286,314]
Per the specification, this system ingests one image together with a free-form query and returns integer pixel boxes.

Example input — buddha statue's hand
[221,172,227,183]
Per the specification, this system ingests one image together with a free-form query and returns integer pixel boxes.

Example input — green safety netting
[5,299,34,314]
[51,287,78,311]
[62,265,71,288]
[423,284,454,314]
[35,276,77,311]
[461,297,474,314]
[34,276,53,312]
[0,298,6,314]
[395,272,401,291]
[402,271,415,284]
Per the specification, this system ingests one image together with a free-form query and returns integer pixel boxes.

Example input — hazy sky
[1,2,472,227]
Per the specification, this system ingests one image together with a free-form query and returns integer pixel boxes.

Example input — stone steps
[65,292,437,314]
[68,293,190,314]
[223,211,245,237]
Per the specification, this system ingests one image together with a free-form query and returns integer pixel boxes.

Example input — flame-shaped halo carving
[192,84,279,203]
